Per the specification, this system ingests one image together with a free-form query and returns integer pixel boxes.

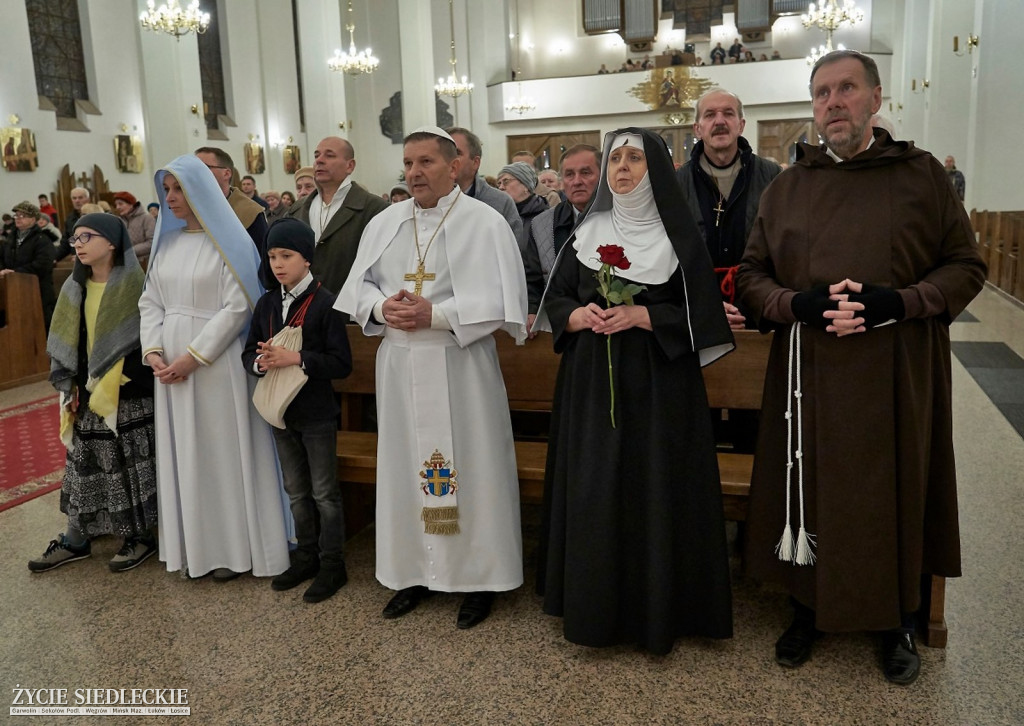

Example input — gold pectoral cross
[404,262,436,296]
[713,198,725,227]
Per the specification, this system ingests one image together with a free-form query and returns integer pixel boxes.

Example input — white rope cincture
[776,322,816,565]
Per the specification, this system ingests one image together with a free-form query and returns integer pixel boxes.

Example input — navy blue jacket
[242,282,352,425]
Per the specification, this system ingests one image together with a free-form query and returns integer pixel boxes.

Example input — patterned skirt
[60,396,158,538]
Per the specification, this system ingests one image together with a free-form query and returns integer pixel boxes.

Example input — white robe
[139,229,289,577]
[338,188,526,592]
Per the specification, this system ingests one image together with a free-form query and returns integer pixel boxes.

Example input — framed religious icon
[114,134,144,173]
[3,127,38,171]
[245,142,266,174]
[282,145,300,175]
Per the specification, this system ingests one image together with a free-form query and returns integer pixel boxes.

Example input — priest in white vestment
[337,127,527,629]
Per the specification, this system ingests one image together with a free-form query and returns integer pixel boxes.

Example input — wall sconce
[911,79,929,93]
[248,133,261,142]
[273,136,293,149]
[338,121,346,130]
[9,114,21,126]
[953,34,979,56]
[190,104,199,115]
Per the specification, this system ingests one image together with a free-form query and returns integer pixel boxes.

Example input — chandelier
[139,0,210,41]
[435,0,473,98]
[328,1,379,76]
[802,0,863,64]
[503,2,534,114]
[806,42,847,66]
[504,83,536,115]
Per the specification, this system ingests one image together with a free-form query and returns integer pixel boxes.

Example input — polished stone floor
[2,285,1022,725]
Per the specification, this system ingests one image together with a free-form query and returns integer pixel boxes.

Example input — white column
[398,0,437,131]
[921,0,974,158]
[254,1,304,194]
[135,0,205,172]
[965,0,1024,210]
[296,0,348,155]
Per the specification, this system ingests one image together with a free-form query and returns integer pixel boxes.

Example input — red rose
[597,244,630,270]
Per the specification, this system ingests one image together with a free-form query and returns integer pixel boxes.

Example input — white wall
[1,0,156,206]
[0,0,1016,218]
[967,0,1024,211]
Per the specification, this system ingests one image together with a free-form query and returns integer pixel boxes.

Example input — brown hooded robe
[736,130,986,632]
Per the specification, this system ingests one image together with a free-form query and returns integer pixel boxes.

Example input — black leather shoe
[881,631,920,685]
[775,617,820,668]
[382,586,433,619]
[303,564,348,603]
[457,591,495,630]
[272,555,320,591]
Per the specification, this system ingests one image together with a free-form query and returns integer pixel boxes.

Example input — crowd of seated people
[598,42,784,74]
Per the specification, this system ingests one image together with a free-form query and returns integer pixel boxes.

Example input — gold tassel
[421,506,458,522]
[421,506,459,536]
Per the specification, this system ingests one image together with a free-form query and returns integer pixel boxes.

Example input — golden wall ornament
[628,67,712,112]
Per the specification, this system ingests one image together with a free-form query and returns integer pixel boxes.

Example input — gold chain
[412,188,461,268]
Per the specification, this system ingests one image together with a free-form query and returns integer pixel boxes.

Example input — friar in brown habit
[736,50,986,686]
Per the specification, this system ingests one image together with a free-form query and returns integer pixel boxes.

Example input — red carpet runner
[0,396,65,513]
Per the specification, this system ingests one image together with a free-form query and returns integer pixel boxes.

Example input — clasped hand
[568,303,651,335]
[792,279,903,337]
[256,341,301,372]
[146,352,199,384]
[382,289,432,331]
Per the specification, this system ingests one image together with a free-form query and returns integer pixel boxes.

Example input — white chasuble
[338,189,526,592]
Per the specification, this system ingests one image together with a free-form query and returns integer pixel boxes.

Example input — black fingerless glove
[849,284,905,328]
[791,285,838,330]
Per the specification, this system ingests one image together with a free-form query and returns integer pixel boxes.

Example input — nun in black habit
[533,128,735,655]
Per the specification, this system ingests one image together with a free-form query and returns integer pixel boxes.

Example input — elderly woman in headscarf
[113,191,155,266]
[29,213,158,574]
[533,128,735,655]
[497,161,549,253]
[138,154,289,582]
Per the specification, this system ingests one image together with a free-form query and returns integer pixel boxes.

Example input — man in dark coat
[447,127,523,244]
[195,147,269,285]
[736,50,986,686]
[676,87,782,330]
[522,144,601,333]
[1,201,56,331]
[286,136,387,295]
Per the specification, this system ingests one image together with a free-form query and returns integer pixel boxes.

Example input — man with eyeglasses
[194,147,269,284]
[1,201,56,332]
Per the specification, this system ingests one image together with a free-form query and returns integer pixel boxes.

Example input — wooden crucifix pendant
[404,262,436,296]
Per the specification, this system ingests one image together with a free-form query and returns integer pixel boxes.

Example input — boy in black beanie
[242,217,353,602]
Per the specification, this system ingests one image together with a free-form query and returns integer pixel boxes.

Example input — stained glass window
[25,0,89,119]
[197,3,227,131]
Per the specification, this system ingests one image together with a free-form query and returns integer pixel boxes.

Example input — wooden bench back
[335,326,772,415]
[703,330,772,410]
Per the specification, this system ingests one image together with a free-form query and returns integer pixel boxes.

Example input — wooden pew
[333,327,947,647]
[0,272,49,390]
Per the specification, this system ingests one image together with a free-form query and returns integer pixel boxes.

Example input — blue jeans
[272,419,345,569]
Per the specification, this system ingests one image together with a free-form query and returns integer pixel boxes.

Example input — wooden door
[757,119,814,166]
[505,132,602,171]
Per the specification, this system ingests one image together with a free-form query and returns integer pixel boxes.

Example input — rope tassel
[777,323,816,566]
